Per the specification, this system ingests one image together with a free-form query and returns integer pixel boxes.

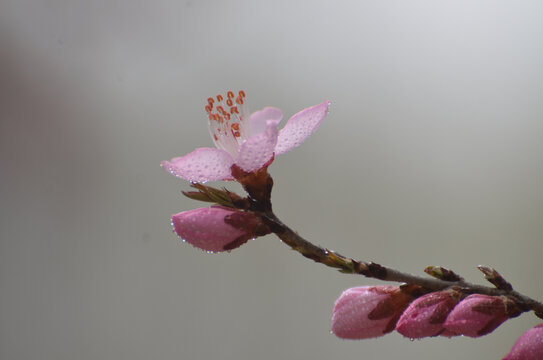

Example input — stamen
[205,90,249,158]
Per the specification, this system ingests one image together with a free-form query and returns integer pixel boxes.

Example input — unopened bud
[443,294,518,337]
[331,286,414,339]
[171,206,269,253]
[503,324,543,360]
[396,290,462,338]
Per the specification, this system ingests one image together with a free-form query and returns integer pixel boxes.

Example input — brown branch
[263,211,543,319]
[183,182,543,319]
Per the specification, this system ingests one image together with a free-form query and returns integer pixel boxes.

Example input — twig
[263,210,543,319]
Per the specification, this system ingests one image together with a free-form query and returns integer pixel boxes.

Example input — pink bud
[396,290,461,338]
[331,286,413,339]
[171,206,267,253]
[443,294,510,337]
[503,324,543,360]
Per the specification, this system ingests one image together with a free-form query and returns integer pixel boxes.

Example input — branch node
[477,265,513,292]
[424,266,463,282]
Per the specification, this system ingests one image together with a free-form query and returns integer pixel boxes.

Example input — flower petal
[161,147,234,182]
[443,294,508,337]
[235,119,279,172]
[331,286,413,339]
[247,107,283,137]
[396,291,460,339]
[172,207,254,253]
[275,100,330,156]
[503,324,543,360]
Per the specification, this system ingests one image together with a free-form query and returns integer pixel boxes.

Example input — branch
[263,210,543,319]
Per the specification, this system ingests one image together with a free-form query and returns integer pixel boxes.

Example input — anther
[205,104,212,113]
[233,131,241,137]
[239,90,245,98]
[216,94,223,102]
[230,106,239,114]
[231,123,240,130]
[226,98,233,106]
[235,96,243,105]
[207,97,214,104]
[227,91,234,98]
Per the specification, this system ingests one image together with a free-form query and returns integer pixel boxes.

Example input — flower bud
[171,206,268,253]
[396,290,461,338]
[503,324,543,360]
[331,286,414,339]
[443,294,516,337]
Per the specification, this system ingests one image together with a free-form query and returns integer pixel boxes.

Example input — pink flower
[396,290,461,338]
[503,324,543,360]
[171,206,269,253]
[161,90,330,182]
[331,286,413,339]
[443,294,510,337]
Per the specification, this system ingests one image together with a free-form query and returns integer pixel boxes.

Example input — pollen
[205,90,247,144]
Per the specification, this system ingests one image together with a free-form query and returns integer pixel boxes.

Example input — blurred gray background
[1,1,542,359]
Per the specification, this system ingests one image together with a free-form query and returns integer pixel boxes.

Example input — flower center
[205,90,250,157]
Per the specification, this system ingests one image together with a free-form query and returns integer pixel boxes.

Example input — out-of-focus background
[1,1,542,359]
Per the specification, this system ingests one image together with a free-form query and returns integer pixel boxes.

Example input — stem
[264,211,543,318]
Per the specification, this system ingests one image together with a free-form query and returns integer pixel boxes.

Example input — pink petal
[443,294,508,337]
[503,324,543,360]
[161,147,234,182]
[171,207,257,253]
[331,286,407,339]
[248,107,283,137]
[275,100,330,156]
[235,119,279,172]
[396,291,460,338]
